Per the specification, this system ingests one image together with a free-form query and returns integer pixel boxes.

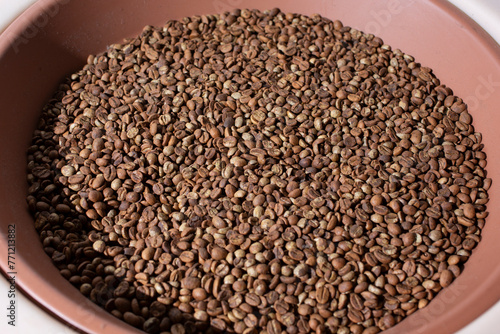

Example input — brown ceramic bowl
[0,0,499,333]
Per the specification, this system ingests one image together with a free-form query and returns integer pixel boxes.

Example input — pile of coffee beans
[27,8,490,334]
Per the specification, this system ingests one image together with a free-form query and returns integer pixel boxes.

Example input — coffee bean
[223,136,237,148]
[440,270,454,288]
[143,317,160,333]
[141,247,155,261]
[123,312,143,328]
[92,138,105,152]
[171,324,185,334]
[316,286,330,304]
[348,308,364,323]
[61,165,75,177]
[379,314,396,330]
[461,203,476,219]
[180,277,200,291]
[27,8,490,334]
[245,293,261,307]
[294,264,309,278]
[298,304,312,316]
[350,293,364,311]
[92,240,105,253]
[211,246,228,261]
[339,282,354,294]
[267,319,282,334]
[114,297,131,313]
[178,249,197,263]
[192,288,207,301]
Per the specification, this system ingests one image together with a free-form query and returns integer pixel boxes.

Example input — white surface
[0,0,499,333]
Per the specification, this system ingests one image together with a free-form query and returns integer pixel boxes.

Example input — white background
[0,0,499,333]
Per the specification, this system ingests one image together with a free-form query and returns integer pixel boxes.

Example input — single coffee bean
[440,270,454,288]
[461,203,476,219]
[123,312,143,328]
[211,246,228,261]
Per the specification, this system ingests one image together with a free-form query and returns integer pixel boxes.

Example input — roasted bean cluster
[27,8,490,334]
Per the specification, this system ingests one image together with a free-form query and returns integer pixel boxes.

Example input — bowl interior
[0,0,499,333]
